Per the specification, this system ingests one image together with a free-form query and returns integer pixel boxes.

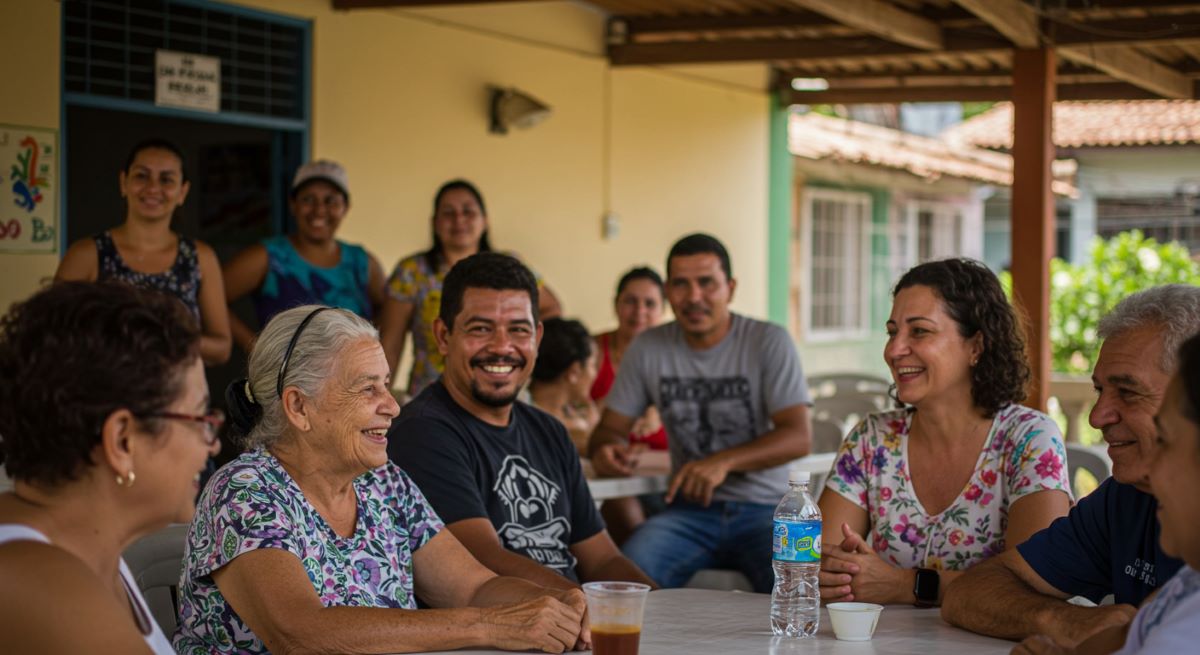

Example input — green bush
[1002,231,1200,375]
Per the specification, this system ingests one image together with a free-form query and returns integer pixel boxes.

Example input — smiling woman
[818,258,1073,607]
[220,160,387,355]
[0,281,218,654]
[54,138,231,366]
[174,305,588,654]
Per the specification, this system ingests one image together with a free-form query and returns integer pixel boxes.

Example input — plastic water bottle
[771,469,822,637]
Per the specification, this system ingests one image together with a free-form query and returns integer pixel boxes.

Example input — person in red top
[591,267,667,542]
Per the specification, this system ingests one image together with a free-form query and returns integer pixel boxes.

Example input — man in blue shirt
[942,285,1200,646]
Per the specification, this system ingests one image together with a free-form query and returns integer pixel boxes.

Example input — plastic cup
[826,602,883,641]
[583,581,650,655]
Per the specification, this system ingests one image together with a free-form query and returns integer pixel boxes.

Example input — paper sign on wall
[156,50,221,113]
[0,124,58,254]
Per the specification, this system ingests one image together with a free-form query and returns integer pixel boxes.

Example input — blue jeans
[621,500,776,593]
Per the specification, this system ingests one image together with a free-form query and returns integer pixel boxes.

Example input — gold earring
[115,471,136,487]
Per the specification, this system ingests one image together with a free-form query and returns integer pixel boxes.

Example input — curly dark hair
[533,318,593,383]
[439,252,539,329]
[893,258,1029,417]
[0,281,200,486]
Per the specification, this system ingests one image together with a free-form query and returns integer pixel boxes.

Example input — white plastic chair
[812,394,889,432]
[1065,443,1112,499]
[807,373,891,400]
[810,418,846,454]
[123,523,189,635]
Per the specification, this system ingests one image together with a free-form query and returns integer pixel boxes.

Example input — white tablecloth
[585,452,837,502]
[416,588,1014,654]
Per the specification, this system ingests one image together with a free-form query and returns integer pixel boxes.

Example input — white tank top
[0,524,176,654]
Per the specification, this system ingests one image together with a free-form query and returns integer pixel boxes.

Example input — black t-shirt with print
[387,380,605,583]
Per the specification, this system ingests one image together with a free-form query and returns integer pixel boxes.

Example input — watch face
[915,568,939,604]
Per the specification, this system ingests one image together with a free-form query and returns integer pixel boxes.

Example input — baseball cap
[291,159,350,201]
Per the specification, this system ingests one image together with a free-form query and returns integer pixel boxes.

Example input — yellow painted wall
[0,1,770,345]
[0,1,61,313]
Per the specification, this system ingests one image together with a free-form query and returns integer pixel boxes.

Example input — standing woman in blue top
[56,138,232,365]
[222,160,386,353]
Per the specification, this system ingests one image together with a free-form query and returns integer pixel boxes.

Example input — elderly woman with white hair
[173,306,588,654]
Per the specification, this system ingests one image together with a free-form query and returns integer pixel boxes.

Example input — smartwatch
[913,567,940,607]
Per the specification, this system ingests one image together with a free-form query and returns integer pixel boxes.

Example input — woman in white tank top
[0,281,221,653]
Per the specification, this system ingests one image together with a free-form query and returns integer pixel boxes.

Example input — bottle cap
[789,469,811,485]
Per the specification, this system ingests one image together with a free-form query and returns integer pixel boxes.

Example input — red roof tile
[943,100,1200,149]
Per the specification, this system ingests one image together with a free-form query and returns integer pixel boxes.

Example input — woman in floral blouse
[174,306,586,654]
[818,258,1073,606]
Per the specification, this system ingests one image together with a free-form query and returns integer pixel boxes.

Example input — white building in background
[943,101,1200,269]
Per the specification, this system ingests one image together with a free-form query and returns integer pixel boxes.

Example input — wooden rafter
[332,0,545,7]
[951,0,1038,48]
[784,80,1178,104]
[954,0,1196,99]
[1059,45,1194,98]
[785,0,943,50]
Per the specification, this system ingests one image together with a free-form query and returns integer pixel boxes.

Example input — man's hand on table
[665,455,730,507]
[591,442,641,477]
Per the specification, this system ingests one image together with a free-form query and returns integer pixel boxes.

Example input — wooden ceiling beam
[618,12,837,35]
[333,0,549,6]
[951,0,1039,48]
[609,31,1012,66]
[1059,44,1194,98]
[784,0,943,50]
[784,80,1193,104]
[954,0,1195,98]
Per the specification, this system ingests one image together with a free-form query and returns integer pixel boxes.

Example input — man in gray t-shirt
[588,233,812,592]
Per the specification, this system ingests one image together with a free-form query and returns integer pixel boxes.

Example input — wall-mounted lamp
[489,87,552,135]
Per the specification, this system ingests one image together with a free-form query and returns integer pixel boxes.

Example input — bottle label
[773,520,821,563]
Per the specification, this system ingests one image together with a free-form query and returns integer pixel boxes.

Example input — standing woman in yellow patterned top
[378,179,561,398]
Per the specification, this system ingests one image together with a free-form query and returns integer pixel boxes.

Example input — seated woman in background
[0,281,221,653]
[591,266,668,450]
[529,317,599,454]
[174,305,586,654]
[1013,331,1200,655]
[55,138,231,365]
[221,159,386,354]
[819,258,1072,606]
[590,267,668,543]
[378,179,560,399]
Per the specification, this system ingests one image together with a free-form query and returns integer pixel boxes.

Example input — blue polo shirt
[1018,478,1182,605]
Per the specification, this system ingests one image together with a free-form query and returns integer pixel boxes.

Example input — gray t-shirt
[605,313,810,504]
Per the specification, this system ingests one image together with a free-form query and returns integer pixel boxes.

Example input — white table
[418,588,1014,654]
[584,452,838,502]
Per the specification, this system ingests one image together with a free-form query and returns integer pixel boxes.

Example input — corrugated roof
[790,112,1077,196]
[942,100,1200,149]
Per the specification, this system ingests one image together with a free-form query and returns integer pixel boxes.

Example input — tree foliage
[1004,231,1200,374]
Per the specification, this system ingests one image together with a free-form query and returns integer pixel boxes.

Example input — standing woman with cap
[56,137,232,365]
[379,179,561,399]
[222,159,386,354]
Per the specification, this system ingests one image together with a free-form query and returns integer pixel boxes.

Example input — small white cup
[826,602,883,641]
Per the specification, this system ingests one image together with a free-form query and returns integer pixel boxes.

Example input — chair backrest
[812,394,889,432]
[808,373,891,400]
[810,418,846,454]
[123,523,189,635]
[1065,443,1112,499]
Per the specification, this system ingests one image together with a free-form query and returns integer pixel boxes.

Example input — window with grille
[62,0,306,120]
[800,189,872,340]
[1097,195,1200,254]
[890,201,964,282]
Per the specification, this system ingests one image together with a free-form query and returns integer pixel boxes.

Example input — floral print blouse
[825,404,1072,571]
[173,449,444,653]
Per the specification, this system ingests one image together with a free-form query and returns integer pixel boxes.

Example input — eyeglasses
[144,409,225,446]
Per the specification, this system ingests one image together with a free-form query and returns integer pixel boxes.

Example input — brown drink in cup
[584,582,650,655]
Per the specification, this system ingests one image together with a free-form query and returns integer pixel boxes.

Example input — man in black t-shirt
[387,252,653,590]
